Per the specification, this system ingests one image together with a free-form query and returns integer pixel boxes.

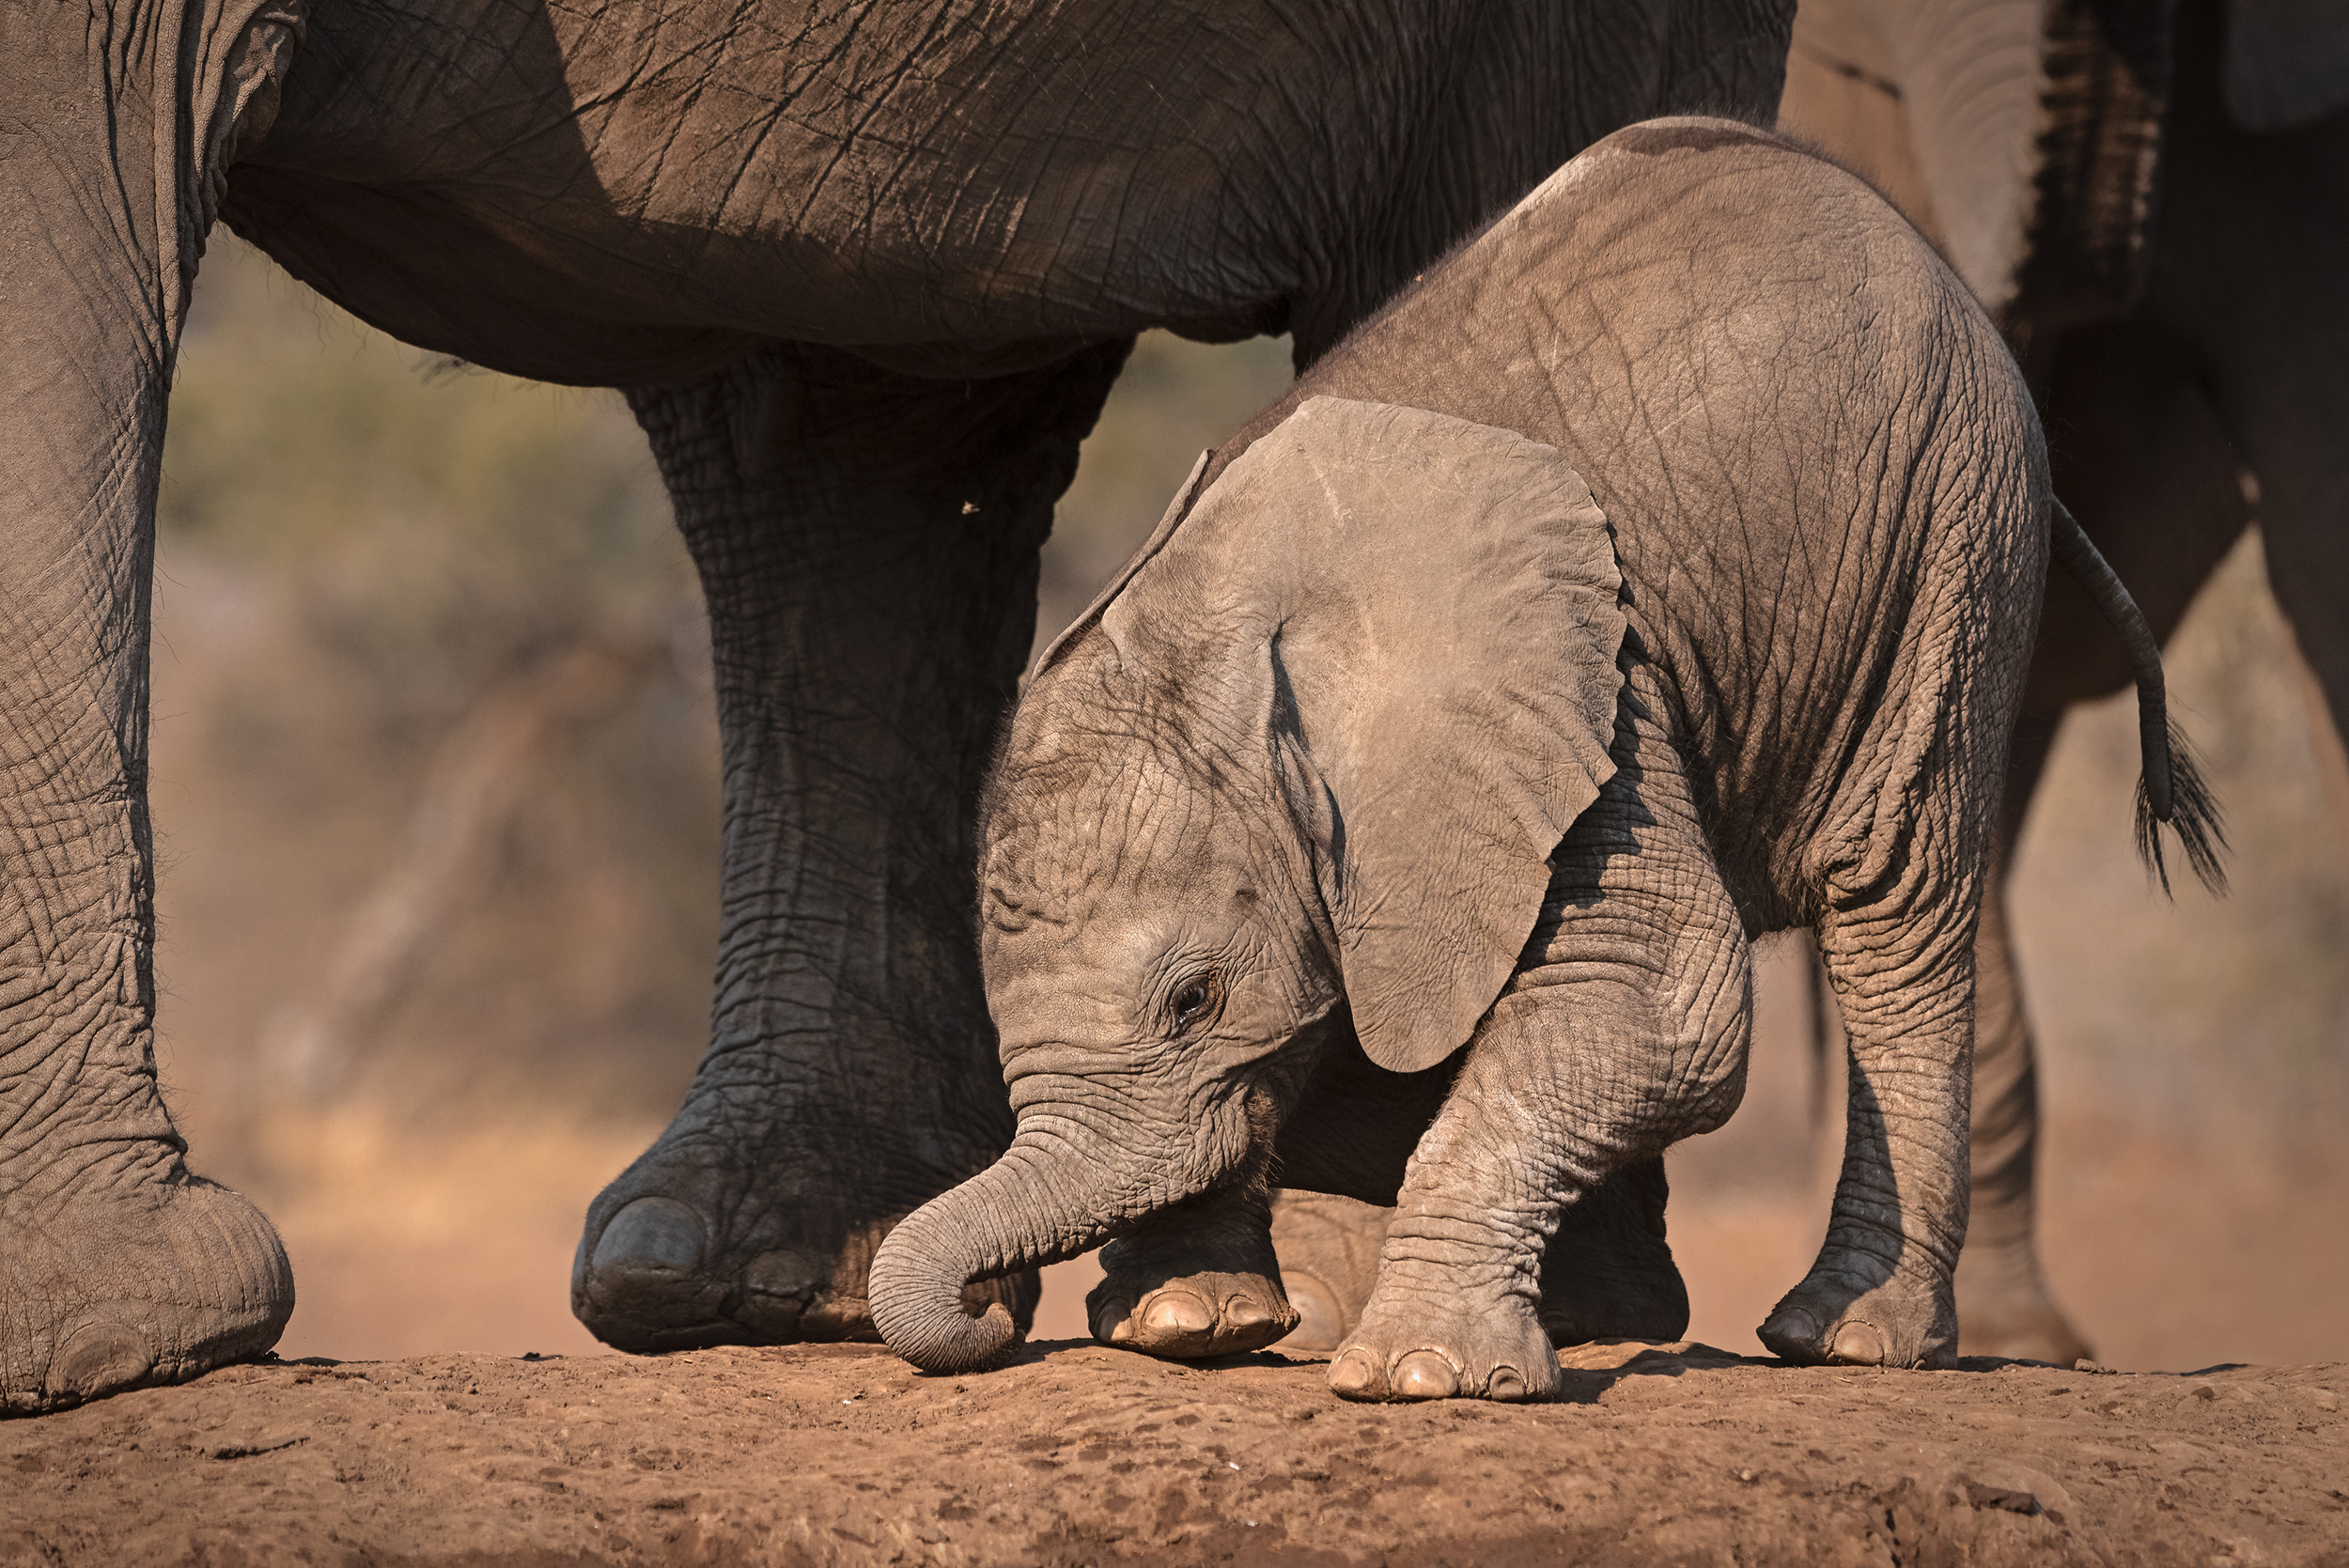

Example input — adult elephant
[1781,0,2349,1360]
[0,0,1794,1408]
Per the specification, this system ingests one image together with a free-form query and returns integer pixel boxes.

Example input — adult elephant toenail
[1760,1307,1822,1358]
[575,1198,733,1343]
[591,1198,707,1275]
[51,1324,151,1405]
[1829,1322,1888,1365]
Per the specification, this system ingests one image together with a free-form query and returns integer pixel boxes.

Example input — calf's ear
[1135,396,1626,1074]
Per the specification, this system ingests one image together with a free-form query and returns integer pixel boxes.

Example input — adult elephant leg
[0,383,295,1413]
[1954,715,2080,1361]
[2149,30,2349,859]
[572,340,1130,1351]
[1957,312,2250,1361]
[2,1,299,1410]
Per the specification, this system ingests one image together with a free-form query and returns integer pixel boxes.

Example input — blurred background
[154,236,2344,1374]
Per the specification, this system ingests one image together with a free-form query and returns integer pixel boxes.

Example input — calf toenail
[1829,1322,1887,1364]
[1393,1351,1459,1400]
[591,1198,706,1274]
[1328,1350,1380,1397]
[1141,1291,1213,1338]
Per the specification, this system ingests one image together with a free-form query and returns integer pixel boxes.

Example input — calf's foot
[4,1172,291,1413]
[1086,1197,1298,1359]
[1757,1258,1958,1369]
[1328,1265,1559,1403]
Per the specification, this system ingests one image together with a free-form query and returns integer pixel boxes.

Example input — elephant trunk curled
[869,1131,1125,1374]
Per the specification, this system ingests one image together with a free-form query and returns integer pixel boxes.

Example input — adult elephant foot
[1085,1191,1298,1359]
[569,340,1132,1354]
[571,1119,1036,1350]
[1954,1248,2092,1365]
[1537,1157,1689,1345]
[3,1169,291,1414]
[1265,1190,1388,1351]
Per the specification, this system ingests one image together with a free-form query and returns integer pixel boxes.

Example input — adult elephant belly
[204,0,1341,1355]
[217,160,1151,389]
[174,0,1796,1357]
[222,0,1330,387]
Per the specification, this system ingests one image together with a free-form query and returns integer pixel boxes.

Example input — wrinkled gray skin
[872,119,2055,1401]
[0,0,1798,1409]
[1784,0,2349,1362]
[0,0,1795,1408]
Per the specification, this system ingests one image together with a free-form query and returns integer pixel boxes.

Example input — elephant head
[868,397,1628,1373]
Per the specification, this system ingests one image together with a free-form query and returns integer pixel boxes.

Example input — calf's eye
[1172,976,1218,1029]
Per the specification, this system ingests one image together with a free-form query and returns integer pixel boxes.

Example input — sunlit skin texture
[1,0,1795,1406]
[870,120,2054,1399]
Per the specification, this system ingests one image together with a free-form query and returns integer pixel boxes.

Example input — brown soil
[7,1340,2342,1566]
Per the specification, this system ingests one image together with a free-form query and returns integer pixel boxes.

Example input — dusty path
[6,1341,2343,1566]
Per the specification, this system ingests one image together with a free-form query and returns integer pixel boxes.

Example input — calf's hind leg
[1758,864,1980,1368]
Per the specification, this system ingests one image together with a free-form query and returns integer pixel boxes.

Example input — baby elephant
[870,118,2216,1401]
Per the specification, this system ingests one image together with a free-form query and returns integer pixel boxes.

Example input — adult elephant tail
[2048,498,2228,894]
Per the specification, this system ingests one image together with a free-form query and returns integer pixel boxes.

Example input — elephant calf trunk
[867,1216,1021,1375]
[2048,498,2227,893]
[869,1141,1118,1374]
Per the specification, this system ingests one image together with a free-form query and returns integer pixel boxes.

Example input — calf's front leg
[1329,706,1750,1403]
[1083,1184,1299,1358]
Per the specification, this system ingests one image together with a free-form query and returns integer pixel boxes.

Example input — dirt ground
[6,1340,2342,1567]
[71,245,2339,1566]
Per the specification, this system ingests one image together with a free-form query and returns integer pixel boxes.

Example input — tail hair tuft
[2133,717,2228,898]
